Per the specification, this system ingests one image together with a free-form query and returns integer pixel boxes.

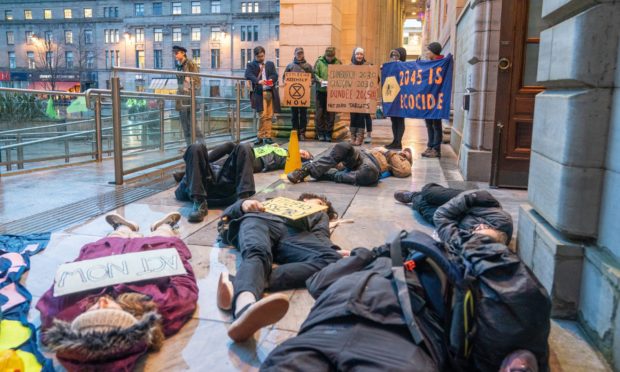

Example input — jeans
[424,119,443,152]
[350,113,371,130]
[390,116,405,144]
[291,107,308,134]
[307,143,380,186]
[412,183,463,224]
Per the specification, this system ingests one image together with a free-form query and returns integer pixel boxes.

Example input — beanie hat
[396,47,407,62]
[389,49,401,60]
[294,47,304,55]
[71,308,138,334]
[427,42,442,56]
[324,47,336,58]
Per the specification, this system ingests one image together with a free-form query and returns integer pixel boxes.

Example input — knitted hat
[294,47,304,55]
[71,308,138,334]
[396,47,407,62]
[427,42,442,56]
[324,47,336,57]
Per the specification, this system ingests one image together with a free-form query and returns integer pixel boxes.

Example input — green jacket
[313,56,342,92]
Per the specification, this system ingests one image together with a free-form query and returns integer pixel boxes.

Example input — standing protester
[173,45,202,147]
[314,47,342,142]
[245,46,280,145]
[284,47,314,141]
[422,42,444,158]
[386,48,407,149]
[348,47,373,146]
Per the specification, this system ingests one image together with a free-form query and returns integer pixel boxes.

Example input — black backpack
[390,230,551,372]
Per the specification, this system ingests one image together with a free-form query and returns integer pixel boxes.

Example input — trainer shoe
[227,294,289,342]
[151,212,181,232]
[188,200,208,223]
[105,213,139,232]
[394,190,417,204]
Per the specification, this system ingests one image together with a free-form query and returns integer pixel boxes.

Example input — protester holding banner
[314,47,342,142]
[422,42,445,158]
[245,46,281,145]
[216,194,341,342]
[386,48,407,150]
[347,47,374,146]
[284,48,314,141]
[36,212,198,371]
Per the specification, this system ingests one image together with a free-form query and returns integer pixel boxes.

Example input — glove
[465,190,500,208]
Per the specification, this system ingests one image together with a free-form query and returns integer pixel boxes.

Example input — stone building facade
[0,0,280,96]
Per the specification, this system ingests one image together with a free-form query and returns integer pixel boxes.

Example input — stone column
[517,2,620,368]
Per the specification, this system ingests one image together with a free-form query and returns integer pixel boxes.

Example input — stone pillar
[517,1,620,368]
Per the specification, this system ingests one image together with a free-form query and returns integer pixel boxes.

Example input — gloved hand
[465,190,500,208]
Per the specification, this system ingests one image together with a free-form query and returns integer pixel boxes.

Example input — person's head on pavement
[299,149,313,161]
[472,223,509,244]
[298,192,337,220]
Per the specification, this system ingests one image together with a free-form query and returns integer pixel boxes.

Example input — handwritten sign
[263,197,327,220]
[326,65,379,114]
[282,72,312,107]
[53,248,187,297]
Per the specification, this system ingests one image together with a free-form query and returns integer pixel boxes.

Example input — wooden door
[490,0,545,188]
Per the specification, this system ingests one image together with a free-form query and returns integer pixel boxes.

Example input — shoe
[421,147,432,157]
[173,171,185,183]
[287,166,311,184]
[227,294,289,342]
[105,213,139,232]
[263,138,274,145]
[364,134,372,144]
[318,168,338,181]
[151,212,181,232]
[217,272,234,311]
[394,190,416,204]
[188,199,208,223]
[253,138,264,146]
[425,149,441,158]
[386,142,402,150]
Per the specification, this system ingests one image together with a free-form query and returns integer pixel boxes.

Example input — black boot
[287,165,311,184]
[317,168,338,181]
[188,199,208,223]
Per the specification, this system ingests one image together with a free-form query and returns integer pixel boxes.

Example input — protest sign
[381,54,453,119]
[53,248,187,297]
[282,72,312,107]
[263,197,327,220]
[327,65,379,114]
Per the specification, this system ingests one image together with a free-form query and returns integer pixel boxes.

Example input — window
[275,48,279,67]
[64,9,72,19]
[24,10,32,19]
[104,7,119,18]
[154,28,163,42]
[8,52,15,69]
[253,26,258,41]
[27,51,35,69]
[136,50,145,68]
[209,80,220,97]
[241,49,246,68]
[153,3,163,16]
[44,9,52,19]
[84,29,93,44]
[135,28,144,43]
[254,2,259,12]
[84,8,92,18]
[65,30,73,44]
[275,25,279,41]
[154,49,163,68]
[66,51,74,68]
[105,51,109,68]
[240,26,246,41]
[105,29,119,43]
[26,31,33,44]
[172,2,182,15]
[46,51,53,67]
[191,27,201,41]
[114,50,120,66]
[45,31,53,42]
[246,25,252,41]
[5,10,12,20]
[86,51,94,69]
[192,49,200,67]
[104,30,110,43]
[211,26,221,41]
[246,48,252,63]
[114,7,119,17]
[211,1,221,13]
[241,2,246,13]
[191,1,201,14]
[211,49,220,68]
[172,27,182,42]
[6,31,14,45]
[135,3,144,16]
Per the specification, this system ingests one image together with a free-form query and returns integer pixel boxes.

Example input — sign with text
[263,197,327,220]
[53,248,187,297]
[282,72,312,107]
[327,65,379,114]
[381,54,453,119]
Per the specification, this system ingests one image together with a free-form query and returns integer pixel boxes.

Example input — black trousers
[261,317,436,372]
[425,119,443,152]
[179,108,204,146]
[291,107,308,134]
[307,143,380,186]
[233,216,341,308]
[412,183,462,224]
[390,116,405,145]
[315,90,335,135]
[350,113,371,130]
[175,142,256,204]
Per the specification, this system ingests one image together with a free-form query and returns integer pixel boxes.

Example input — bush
[0,93,46,122]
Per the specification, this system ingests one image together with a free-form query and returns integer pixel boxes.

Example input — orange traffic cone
[284,130,303,175]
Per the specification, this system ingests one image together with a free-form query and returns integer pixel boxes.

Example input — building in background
[0,0,280,96]
[402,18,423,60]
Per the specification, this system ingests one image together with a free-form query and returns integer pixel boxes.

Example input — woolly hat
[294,47,304,55]
[396,47,407,62]
[427,42,442,56]
[324,47,336,58]
[71,308,138,334]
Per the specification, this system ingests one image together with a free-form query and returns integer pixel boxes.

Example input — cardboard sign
[53,248,187,297]
[263,197,327,220]
[326,65,380,113]
[282,72,312,107]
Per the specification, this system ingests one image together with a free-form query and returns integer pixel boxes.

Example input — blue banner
[381,54,453,119]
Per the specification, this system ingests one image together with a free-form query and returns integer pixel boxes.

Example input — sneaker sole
[217,272,233,311]
[105,213,139,232]
[150,212,182,232]
[227,294,289,342]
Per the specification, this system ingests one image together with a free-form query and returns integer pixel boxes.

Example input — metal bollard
[95,95,103,161]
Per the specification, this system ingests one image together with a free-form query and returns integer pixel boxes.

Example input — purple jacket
[36,236,198,371]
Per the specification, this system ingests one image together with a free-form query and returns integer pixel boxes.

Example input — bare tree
[33,32,65,91]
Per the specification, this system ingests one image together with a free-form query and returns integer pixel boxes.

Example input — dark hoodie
[396,47,407,62]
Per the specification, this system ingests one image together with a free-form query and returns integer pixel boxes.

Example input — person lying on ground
[36,212,198,372]
[287,142,412,186]
[215,193,342,342]
[394,183,513,246]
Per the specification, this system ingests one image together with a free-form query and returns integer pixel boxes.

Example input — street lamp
[123,32,133,66]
